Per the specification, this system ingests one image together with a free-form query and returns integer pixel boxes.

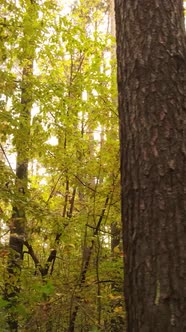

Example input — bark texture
[115,0,186,331]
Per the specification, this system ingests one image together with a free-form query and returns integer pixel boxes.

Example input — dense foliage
[0,0,124,331]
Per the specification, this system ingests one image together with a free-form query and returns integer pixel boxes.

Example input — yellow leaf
[114,306,123,313]
[113,246,120,254]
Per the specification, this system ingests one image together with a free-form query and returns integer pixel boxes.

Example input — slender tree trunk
[4,2,37,330]
[68,196,109,332]
[115,0,186,331]
[5,58,33,332]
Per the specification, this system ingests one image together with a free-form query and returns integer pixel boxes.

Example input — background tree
[115,0,186,331]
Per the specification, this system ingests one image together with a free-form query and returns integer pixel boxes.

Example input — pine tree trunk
[115,0,186,331]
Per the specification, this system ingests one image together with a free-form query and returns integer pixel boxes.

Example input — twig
[46,173,63,203]
[74,174,96,192]
[0,143,15,175]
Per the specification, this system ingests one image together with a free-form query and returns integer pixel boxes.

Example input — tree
[115,0,186,331]
[3,1,39,330]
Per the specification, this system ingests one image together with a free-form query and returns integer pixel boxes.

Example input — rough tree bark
[115,0,186,331]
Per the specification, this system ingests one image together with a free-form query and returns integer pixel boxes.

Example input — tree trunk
[115,0,186,331]
[4,2,37,330]
[4,60,32,332]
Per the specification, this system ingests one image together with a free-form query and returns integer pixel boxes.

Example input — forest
[1,0,123,331]
[0,0,186,331]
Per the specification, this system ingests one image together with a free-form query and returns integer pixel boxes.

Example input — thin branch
[0,230,9,238]
[46,173,63,203]
[0,143,15,175]
[86,224,113,235]
[94,195,110,235]
[74,174,96,192]
[23,240,41,269]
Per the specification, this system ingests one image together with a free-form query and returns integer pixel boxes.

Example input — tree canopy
[0,0,124,331]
